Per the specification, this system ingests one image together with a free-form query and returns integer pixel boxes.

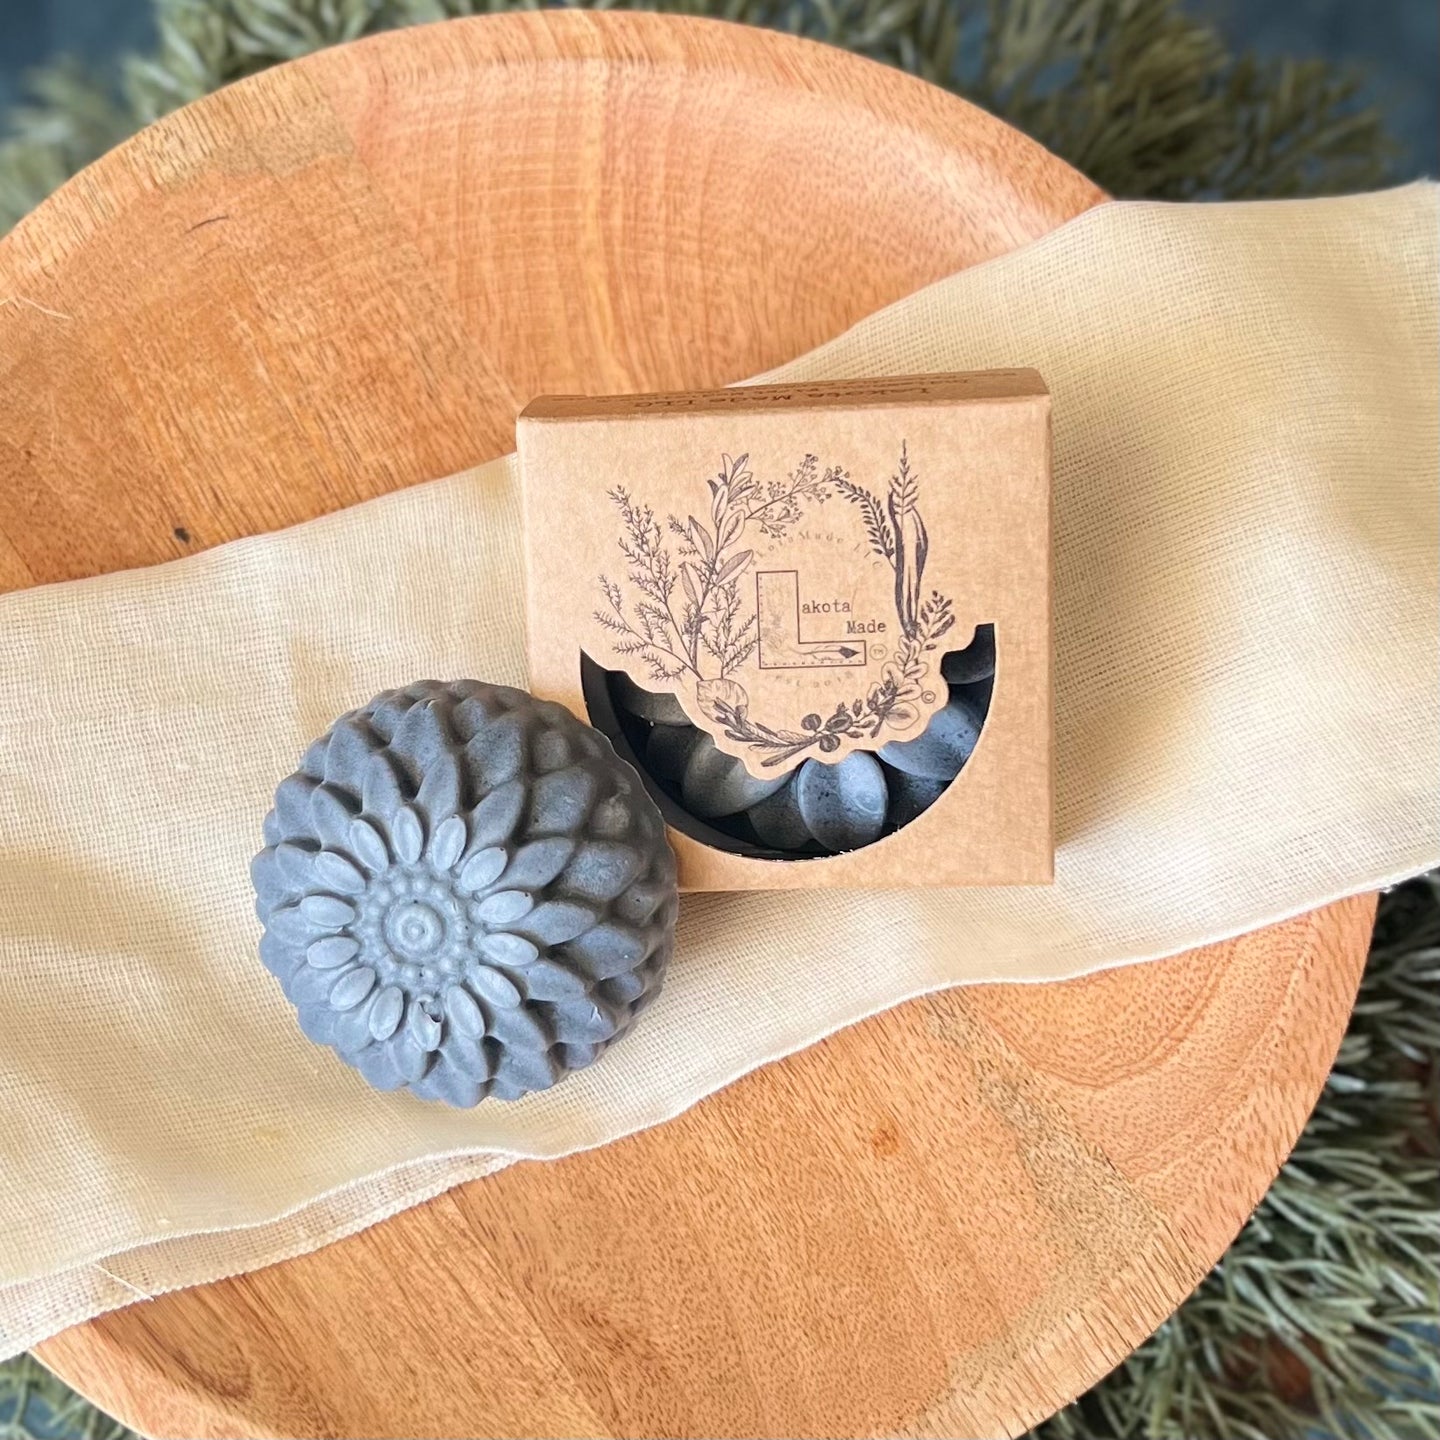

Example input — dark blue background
[1,0,1437,179]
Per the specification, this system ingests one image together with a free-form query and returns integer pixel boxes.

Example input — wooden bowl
[0,12,1372,1437]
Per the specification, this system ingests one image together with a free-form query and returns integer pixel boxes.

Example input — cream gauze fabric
[1,187,1436,1355]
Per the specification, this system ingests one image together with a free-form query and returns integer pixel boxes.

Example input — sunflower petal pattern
[253,680,677,1107]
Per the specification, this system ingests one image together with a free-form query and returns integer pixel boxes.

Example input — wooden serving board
[0,12,1372,1437]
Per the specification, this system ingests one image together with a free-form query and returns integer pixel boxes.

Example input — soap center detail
[385,899,447,960]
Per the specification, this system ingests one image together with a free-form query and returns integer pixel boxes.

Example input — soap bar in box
[517,371,1052,891]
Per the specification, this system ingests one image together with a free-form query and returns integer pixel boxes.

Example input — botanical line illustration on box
[594,443,957,769]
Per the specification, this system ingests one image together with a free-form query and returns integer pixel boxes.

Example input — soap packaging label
[517,371,1052,891]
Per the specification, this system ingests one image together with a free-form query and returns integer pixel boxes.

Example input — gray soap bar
[252,680,678,1107]
[613,672,691,726]
[884,766,948,828]
[794,751,889,852]
[609,667,983,855]
[951,673,994,717]
[746,777,814,851]
[645,721,704,786]
[878,696,984,781]
[941,624,996,685]
[681,733,789,818]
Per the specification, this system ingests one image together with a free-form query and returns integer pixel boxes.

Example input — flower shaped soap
[252,681,678,1106]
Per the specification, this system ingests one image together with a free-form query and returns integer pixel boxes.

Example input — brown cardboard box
[518,372,1052,890]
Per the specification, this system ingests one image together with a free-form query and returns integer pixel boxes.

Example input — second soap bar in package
[517,371,1052,891]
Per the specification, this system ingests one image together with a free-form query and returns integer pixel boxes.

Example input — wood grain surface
[0,12,1373,1437]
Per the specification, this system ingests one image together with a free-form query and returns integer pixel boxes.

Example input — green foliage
[0,1353,133,1440]
[0,3,1426,1438]
[0,60,134,231]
